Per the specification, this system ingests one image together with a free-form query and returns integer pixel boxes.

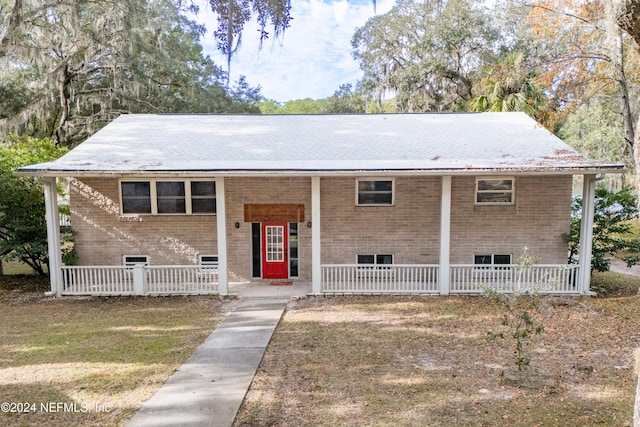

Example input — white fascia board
[14,166,625,179]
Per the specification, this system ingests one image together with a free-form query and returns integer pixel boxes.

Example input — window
[156,181,186,214]
[121,182,151,214]
[120,179,216,215]
[289,223,299,277]
[265,225,285,262]
[191,181,216,214]
[475,178,515,205]
[123,255,149,266]
[474,254,512,268]
[356,179,394,206]
[357,254,394,268]
[199,255,219,267]
[251,223,261,278]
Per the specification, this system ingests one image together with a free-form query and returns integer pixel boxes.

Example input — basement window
[474,254,512,269]
[199,255,219,268]
[123,255,149,266]
[357,254,394,269]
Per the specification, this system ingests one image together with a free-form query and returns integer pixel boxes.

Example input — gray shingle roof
[17,113,623,176]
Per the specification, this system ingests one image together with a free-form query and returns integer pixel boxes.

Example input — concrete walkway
[126,296,289,427]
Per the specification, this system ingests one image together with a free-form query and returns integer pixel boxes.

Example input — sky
[195,0,397,102]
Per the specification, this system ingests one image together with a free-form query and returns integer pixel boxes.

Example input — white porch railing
[60,263,579,296]
[146,266,218,294]
[320,264,580,295]
[321,264,440,293]
[450,264,580,294]
[61,265,219,296]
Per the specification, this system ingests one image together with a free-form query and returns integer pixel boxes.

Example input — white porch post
[311,176,321,294]
[439,176,452,295]
[578,174,597,295]
[43,177,63,297]
[216,177,228,295]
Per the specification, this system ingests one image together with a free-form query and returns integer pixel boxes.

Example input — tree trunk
[614,31,636,152]
[611,26,639,211]
[55,60,72,145]
[633,114,640,214]
[634,348,640,427]
[0,0,24,59]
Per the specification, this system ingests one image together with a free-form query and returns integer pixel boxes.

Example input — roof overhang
[14,165,625,179]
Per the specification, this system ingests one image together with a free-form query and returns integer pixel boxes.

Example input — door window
[265,225,285,262]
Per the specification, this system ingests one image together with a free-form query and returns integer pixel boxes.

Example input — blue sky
[196,0,396,102]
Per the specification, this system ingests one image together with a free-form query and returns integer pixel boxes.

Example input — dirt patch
[235,295,640,426]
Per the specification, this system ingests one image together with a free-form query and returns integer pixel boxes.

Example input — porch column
[311,176,321,294]
[439,176,452,295]
[43,177,63,297]
[216,177,228,295]
[578,174,597,295]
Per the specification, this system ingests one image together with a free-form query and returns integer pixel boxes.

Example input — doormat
[270,280,293,286]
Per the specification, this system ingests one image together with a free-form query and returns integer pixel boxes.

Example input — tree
[609,1,640,209]
[208,0,292,75]
[352,0,501,112]
[564,187,639,272]
[483,249,546,372]
[321,84,367,114]
[0,0,262,146]
[559,97,632,190]
[0,135,68,275]
[524,0,639,141]
[612,1,640,44]
[259,99,284,114]
[469,51,550,125]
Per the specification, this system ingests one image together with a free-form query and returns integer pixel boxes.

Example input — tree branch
[524,2,607,33]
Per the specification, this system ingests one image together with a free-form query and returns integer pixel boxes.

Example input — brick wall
[320,177,442,264]
[225,177,312,281]
[69,174,572,280]
[69,177,312,281]
[69,178,217,266]
[449,175,572,264]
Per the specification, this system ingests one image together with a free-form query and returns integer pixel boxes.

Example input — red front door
[261,223,288,279]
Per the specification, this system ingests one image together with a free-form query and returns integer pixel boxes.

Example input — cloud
[195,0,395,102]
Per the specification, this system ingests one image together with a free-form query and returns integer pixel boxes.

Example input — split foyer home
[15,113,623,296]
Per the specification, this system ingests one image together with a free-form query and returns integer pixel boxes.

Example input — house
[16,113,623,296]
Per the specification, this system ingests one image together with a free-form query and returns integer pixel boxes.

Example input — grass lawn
[235,294,640,427]
[592,270,640,297]
[0,281,232,426]
[1,258,41,275]
[1,270,639,426]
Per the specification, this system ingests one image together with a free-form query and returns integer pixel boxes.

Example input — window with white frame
[123,255,149,266]
[475,177,515,205]
[356,178,394,206]
[120,179,216,215]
